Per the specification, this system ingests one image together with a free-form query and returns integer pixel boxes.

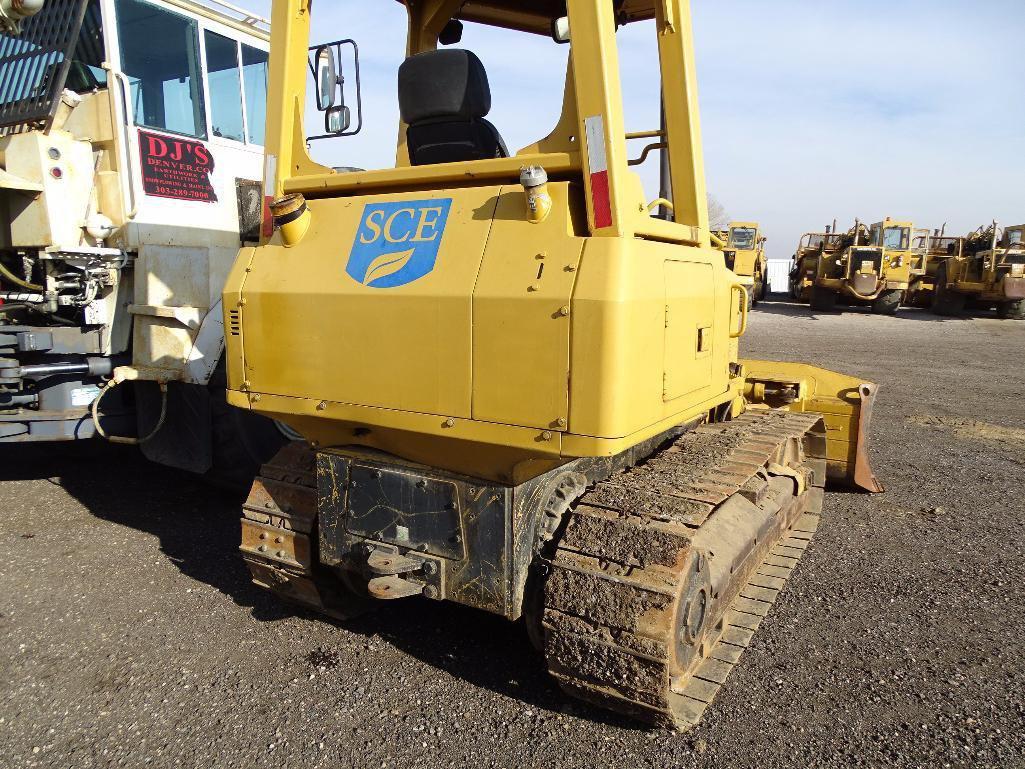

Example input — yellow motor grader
[227,0,883,730]
[712,221,767,306]
[932,222,1025,319]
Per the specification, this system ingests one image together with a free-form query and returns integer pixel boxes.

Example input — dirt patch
[561,510,687,569]
[907,415,1025,446]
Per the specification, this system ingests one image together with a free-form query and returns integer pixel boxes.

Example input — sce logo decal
[346,199,453,288]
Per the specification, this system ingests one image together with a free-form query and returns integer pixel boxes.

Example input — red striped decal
[590,170,612,229]
[584,116,612,230]
[262,195,274,237]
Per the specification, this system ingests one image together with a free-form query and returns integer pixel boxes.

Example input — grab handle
[730,283,749,338]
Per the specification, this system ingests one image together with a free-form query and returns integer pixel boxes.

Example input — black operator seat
[398,49,509,166]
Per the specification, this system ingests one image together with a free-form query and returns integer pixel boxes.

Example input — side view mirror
[307,39,363,141]
[326,105,350,134]
[315,45,340,111]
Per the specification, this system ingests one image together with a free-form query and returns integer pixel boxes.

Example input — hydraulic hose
[0,260,43,292]
[0,302,78,326]
[29,306,78,326]
[91,379,168,446]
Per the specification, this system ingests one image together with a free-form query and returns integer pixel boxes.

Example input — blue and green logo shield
[346,199,453,288]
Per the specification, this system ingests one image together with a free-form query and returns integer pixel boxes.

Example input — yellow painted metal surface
[228,0,878,486]
[472,184,584,429]
[566,236,732,441]
[663,261,715,400]
[239,187,499,419]
[944,223,1025,301]
[741,359,883,492]
[230,179,739,482]
[791,219,916,303]
[724,222,765,281]
[869,218,916,289]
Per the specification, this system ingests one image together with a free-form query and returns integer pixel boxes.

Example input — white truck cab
[0,0,282,484]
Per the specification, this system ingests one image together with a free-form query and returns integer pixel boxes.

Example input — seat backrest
[398,49,508,166]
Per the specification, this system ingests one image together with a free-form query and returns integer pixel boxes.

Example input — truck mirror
[315,45,339,110]
[308,39,362,141]
[326,105,350,134]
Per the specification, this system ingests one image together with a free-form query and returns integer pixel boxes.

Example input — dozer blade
[850,382,883,493]
[741,359,884,493]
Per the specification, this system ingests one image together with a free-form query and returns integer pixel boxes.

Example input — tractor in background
[932,223,1025,319]
[790,218,917,314]
[905,228,962,309]
[713,221,767,306]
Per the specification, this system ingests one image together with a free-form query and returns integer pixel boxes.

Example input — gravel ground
[2,298,1024,769]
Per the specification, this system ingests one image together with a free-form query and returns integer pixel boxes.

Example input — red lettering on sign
[145,135,168,158]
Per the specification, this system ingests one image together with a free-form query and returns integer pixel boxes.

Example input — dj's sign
[138,130,217,203]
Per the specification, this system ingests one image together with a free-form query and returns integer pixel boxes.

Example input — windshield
[882,227,910,250]
[117,0,206,139]
[1006,229,1024,247]
[728,227,757,250]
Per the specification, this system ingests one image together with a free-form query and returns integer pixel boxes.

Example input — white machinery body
[0,0,269,448]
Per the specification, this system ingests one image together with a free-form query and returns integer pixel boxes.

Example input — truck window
[882,227,909,250]
[205,30,244,141]
[117,0,206,139]
[729,228,757,250]
[241,44,268,145]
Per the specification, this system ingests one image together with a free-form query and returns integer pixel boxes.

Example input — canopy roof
[395,0,656,35]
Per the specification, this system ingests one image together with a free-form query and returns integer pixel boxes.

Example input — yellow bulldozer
[712,221,767,306]
[227,0,883,730]
[932,222,1025,319]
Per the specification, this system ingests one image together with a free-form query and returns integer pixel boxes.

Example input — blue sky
[247,1,1024,258]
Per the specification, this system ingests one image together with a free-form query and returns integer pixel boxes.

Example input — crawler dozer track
[240,443,367,620]
[540,410,825,729]
[241,410,826,730]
